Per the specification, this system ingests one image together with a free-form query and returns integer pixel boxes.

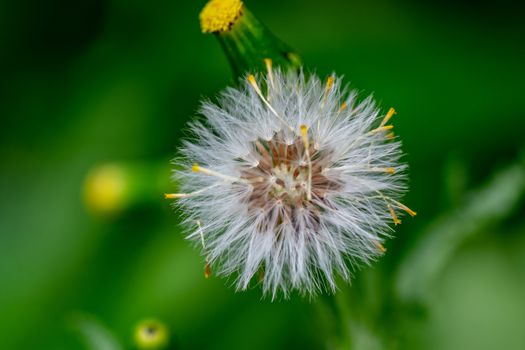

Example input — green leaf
[396,160,525,302]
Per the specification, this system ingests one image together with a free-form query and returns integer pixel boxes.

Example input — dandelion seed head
[169,67,413,298]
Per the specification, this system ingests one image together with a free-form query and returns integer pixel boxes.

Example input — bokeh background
[1,0,524,349]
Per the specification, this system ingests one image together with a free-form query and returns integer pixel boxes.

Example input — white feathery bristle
[168,68,413,299]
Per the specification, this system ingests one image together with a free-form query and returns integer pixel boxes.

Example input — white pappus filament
[167,62,415,299]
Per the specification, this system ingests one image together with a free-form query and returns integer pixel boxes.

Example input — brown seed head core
[240,132,339,227]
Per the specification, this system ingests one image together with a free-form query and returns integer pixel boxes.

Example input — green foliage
[1,1,525,349]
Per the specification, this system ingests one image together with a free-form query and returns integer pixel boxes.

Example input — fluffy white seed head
[169,67,413,299]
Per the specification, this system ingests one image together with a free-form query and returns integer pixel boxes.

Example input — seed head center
[240,132,340,214]
[269,163,308,203]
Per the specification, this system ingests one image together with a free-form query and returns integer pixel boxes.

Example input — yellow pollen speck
[300,125,309,147]
[264,58,274,89]
[326,76,335,90]
[371,125,394,134]
[380,107,396,127]
[374,240,387,253]
[200,0,244,33]
[388,204,402,225]
[323,76,335,102]
[192,163,200,172]
[386,167,395,175]
[247,73,263,95]
[300,124,308,133]
[399,203,417,217]
[264,58,273,71]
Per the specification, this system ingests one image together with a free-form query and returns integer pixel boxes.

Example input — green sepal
[214,8,301,78]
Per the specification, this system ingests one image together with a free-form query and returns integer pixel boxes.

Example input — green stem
[213,8,301,78]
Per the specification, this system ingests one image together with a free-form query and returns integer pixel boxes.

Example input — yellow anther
[264,58,272,70]
[247,74,264,97]
[199,0,244,33]
[164,184,219,200]
[299,124,312,200]
[300,124,310,148]
[338,101,348,113]
[247,73,257,86]
[322,76,335,103]
[365,167,396,174]
[326,76,335,91]
[370,125,394,134]
[248,73,294,132]
[264,58,275,96]
[388,204,402,225]
[397,202,417,217]
[264,58,273,79]
[375,190,416,224]
[193,164,246,183]
[380,107,396,127]
[385,167,395,175]
[374,240,387,253]
[164,192,192,199]
[386,132,395,140]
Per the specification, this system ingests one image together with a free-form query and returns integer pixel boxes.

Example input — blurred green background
[1,0,524,349]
